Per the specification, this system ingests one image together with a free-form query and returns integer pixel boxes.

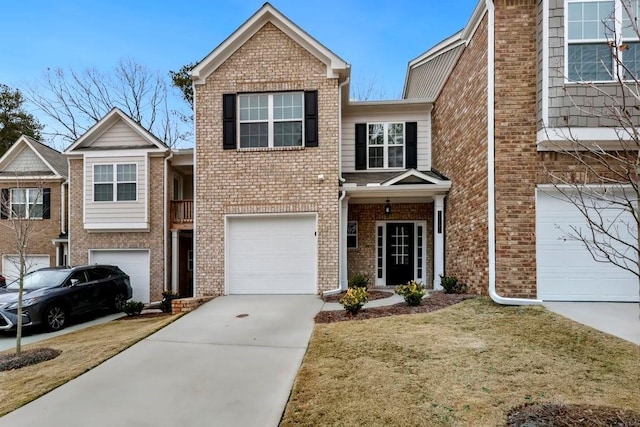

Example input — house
[186,0,638,303]
[0,135,68,280]
[63,108,194,303]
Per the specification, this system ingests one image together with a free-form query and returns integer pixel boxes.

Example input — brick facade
[68,157,166,302]
[431,16,489,294]
[347,203,433,288]
[194,23,340,296]
[0,179,64,269]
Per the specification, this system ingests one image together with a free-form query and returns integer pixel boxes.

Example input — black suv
[0,265,132,332]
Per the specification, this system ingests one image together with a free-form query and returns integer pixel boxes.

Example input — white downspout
[486,0,541,305]
[163,150,174,292]
[323,76,351,297]
[60,181,66,235]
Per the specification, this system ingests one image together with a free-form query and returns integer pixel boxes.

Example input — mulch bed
[116,312,172,321]
[322,290,394,303]
[507,402,640,426]
[0,348,61,372]
[315,292,476,324]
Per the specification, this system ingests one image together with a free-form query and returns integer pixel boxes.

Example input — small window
[187,250,193,272]
[367,123,405,169]
[94,164,137,202]
[347,221,358,249]
[238,92,304,148]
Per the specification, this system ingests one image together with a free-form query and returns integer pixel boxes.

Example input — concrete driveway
[544,302,640,345]
[0,295,324,427]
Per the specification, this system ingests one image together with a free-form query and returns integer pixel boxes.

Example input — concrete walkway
[0,295,324,427]
[544,302,640,345]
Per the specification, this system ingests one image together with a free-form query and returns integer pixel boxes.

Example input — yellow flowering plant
[396,280,426,306]
[339,287,369,315]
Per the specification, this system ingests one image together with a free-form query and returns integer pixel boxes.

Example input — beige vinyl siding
[5,147,49,173]
[84,155,147,227]
[342,112,431,172]
[86,119,154,149]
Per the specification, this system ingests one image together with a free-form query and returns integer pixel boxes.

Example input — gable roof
[0,135,68,179]
[65,108,168,153]
[403,0,487,100]
[191,2,350,84]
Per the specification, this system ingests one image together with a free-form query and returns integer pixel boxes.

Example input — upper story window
[9,188,43,219]
[368,123,405,169]
[223,91,318,150]
[567,0,640,81]
[355,122,417,171]
[94,164,137,202]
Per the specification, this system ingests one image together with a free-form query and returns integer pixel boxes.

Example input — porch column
[171,230,179,293]
[433,195,445,290]
[340,196,350,290]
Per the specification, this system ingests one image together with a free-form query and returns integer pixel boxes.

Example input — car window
[67,271,88,286]
[6,270,70,291]
[86,268,111,282]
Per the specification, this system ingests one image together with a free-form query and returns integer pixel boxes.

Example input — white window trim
[173,173,183,200]
[92,163,138,203]
[366,122,405,170]
[347,220,358,249]
[9,188,43,220]
[237,92,305,149]
[565,0,640,83]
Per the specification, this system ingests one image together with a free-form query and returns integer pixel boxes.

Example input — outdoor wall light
[384,199,392,215]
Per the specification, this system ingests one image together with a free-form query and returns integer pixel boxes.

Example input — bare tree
[350,75,392,101]
[26,59,191,148]
[0,181,49,355]
[544,0,640,304]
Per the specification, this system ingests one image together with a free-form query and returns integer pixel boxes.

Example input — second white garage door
[1,255,50,282]
[226,215,317,294]
[536,189,638,302]
[89,250,150,303]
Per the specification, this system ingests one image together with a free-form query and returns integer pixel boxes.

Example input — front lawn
[281,298,640,426]
[0,314,179,417]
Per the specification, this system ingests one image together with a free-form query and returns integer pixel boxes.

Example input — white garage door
[2,255,50,282]
[227,215,317,294]
[536,189,638,301]
[89,250,150,303]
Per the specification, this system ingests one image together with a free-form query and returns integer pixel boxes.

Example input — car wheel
[112,293,127,312]
[44,305,67,331]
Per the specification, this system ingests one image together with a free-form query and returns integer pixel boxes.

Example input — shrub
[348,273,369,289]
[160,291,180,313]
[439,275,468,294]
[123,301,145,316]
[339,287,368,315]
[396,280,427,306]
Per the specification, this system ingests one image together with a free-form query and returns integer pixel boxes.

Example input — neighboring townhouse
[0,135,68,280]
[405,0,638,302]
[64,108,194,303]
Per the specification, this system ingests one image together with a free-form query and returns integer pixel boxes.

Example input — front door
[386,223,414,286]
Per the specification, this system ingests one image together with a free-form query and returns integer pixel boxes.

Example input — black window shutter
[355,123,367,170]
[304,91,318,147]
[405,122,418,169]
[0,189,8,219]
[42,188,51,219]
[222,94,237,150]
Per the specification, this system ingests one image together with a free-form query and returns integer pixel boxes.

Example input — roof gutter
[485,0,541,305]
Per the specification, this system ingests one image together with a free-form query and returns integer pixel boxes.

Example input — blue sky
[1,0,478,99]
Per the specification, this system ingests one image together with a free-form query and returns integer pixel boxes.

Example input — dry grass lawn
[0,314,179,416]
[281,298,640,426]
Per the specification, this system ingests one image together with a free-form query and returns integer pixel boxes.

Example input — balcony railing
[170,200,193,230]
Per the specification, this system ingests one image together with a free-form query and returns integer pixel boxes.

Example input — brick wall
[69,156,166,302]
[194,22,340,296]
[0,179,64,269]
[431,16,489,294]
[347,203,433,287]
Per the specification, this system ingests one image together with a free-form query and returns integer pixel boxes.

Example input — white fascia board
[537,127,640,148]
[0,136,61,177]
[84,223,150,232]
[82,149,163,158]
[462,0,489,43]
[408,32,465,69]
[0,175,64,181]
[344,183,451,197]
[382,169,446,186]
[191,4,349,84]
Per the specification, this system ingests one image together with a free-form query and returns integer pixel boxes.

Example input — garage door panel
[227,215,317,294]
[536,190,638,302]
[89,250,150,303]
[2,255,50,282]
